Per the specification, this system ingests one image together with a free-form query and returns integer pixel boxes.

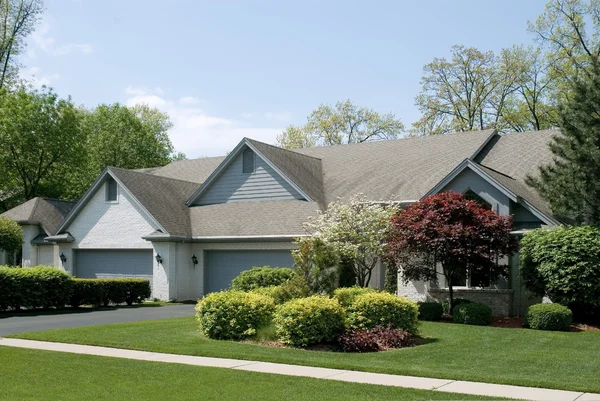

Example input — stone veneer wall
[427,288,514,317]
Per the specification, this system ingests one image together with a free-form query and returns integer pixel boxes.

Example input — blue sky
[23,0,548,157]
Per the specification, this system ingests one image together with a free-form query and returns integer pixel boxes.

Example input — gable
[193,146,305,205]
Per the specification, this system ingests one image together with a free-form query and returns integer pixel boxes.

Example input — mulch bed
[491,317,526,329]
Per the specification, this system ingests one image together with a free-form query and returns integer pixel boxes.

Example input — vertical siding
[195,148,304,205]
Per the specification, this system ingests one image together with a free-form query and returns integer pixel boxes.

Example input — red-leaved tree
[386,191,517,312]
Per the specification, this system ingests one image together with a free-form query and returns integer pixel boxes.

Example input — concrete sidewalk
[1,338,598,401]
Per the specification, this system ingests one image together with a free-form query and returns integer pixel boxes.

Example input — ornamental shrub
[337,324,413,353]
[273,296,346,346]
[520,227,600,318]
[250,275,309,305]
[347,292,419,334]
[70,278,151,307]
[196,291,275,340]
[0,216,23,259]
[0,266,72,310]
[333,286,376,308]
[452,302,492,325]
[418,302,443,321]
[230,266,295,291]
[526,303,573,331]
[442,298,472,315]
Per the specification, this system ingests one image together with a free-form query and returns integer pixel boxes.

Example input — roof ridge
[245,138,323,161]
[108,166,200,186]
[477,163,517,180]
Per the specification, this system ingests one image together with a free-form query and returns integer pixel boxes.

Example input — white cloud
[265,111,292,122]
[21,66,60,87]
[241,112,254,119]
[125,88,283,157]
[30,20,93,56]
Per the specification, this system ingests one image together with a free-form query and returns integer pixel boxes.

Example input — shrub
[442,298,472,315]
[230,266,294,291]
[526,303,573,331]
[418,302,443,321]
[70,278,151,307]
[452,302,492,325]
[337,324,413,353]
[347,292,419,334]
[520,226,600,319]
[195,291,275,340]
[0,266,72,310]
[250,275,309,305]
[333,286,376,308]
[0,216,23,259]
[273,296,346,346]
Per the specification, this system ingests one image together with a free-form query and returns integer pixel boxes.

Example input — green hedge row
[0,266,151,311]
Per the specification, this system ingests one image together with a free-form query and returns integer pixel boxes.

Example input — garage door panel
[75,250,153,285]
[205,250,294,294]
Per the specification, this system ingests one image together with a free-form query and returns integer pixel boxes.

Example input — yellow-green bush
[347,292,419,334]
[333,286,376,307]
[526,303,573,331]
[0,266,73,310]
[230,266,294,291]
[273,296,346,346]
[195,291,275,340]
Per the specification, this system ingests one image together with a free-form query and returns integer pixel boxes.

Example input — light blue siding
[204,250,294,293]
[194,148,304,205]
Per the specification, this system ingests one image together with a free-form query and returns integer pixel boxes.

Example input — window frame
[105,177,119,203]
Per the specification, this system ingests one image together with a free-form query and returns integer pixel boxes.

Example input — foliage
[273,295,346,346]
[292,236,338,294]
[347,292,419,334]
[384,263,397,294]
[527,59,600,225]
[195,291,275,340]
[304,195,395,287]
[250,277,309,305]
[337,324,413,353]
[387,191,516,312]
[230,266,295,291]
[417,302,444,321]
[519,227,600,315]
[0,216,22,257]
[70,278,151,307]
[338,255,357,287]
[0,266,73,310]
[452,302,493,326]
[0,86,85,206]
[333,286,376,308]
[0,0,43,89]
[441,298,472,315]
[277,100,404,149]
[526,303,573,331]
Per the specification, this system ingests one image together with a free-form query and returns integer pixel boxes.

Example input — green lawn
[11,317,600,393]
[0,346,497,401]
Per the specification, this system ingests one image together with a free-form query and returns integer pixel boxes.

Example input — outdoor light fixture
[59,253,67,263]
[191,254,198,266]
[155,254,163,264]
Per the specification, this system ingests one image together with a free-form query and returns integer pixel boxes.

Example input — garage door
[204,250,294,294]
[75,249,153,284]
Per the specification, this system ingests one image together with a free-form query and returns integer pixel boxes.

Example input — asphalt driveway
[0,304,195,336]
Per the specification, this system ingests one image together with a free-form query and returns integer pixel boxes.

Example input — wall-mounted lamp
[191,254,198,266]
[155,254,163,264]
[59,253,67,263]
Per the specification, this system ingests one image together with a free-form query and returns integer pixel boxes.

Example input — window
[105,177,118,202]
[447,265,493,289]
[463,189,492,209]
[242,148,255,173]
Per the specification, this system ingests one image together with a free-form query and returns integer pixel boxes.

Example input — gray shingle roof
[149,156,225,184]
[246,138,326,207]
[189,200,319,237]
[109,167,199,236]
[293,129,496,205]
[1,197,75,234]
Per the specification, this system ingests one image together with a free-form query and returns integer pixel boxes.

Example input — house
[0,129,562,316]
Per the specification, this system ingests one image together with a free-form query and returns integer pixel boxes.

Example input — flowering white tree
[304,195,396,287]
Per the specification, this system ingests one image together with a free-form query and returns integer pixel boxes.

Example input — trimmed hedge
[70,278,151,307]
[526,303,573,331]
[347,292,419,334]
[333,286,376,308]
[0,266,73,310]
[230,266,295,291]
[452,302,492,326]
[418,302,443,321]
[273,295,346,347]
[195,291,275,340]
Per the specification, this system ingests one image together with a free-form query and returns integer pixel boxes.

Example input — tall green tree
[277,100,404,149]
[0,0,43,89]
[527,58,600,226]
[0,86,84,210]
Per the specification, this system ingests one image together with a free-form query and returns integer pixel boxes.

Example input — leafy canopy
[0,216,23,257]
